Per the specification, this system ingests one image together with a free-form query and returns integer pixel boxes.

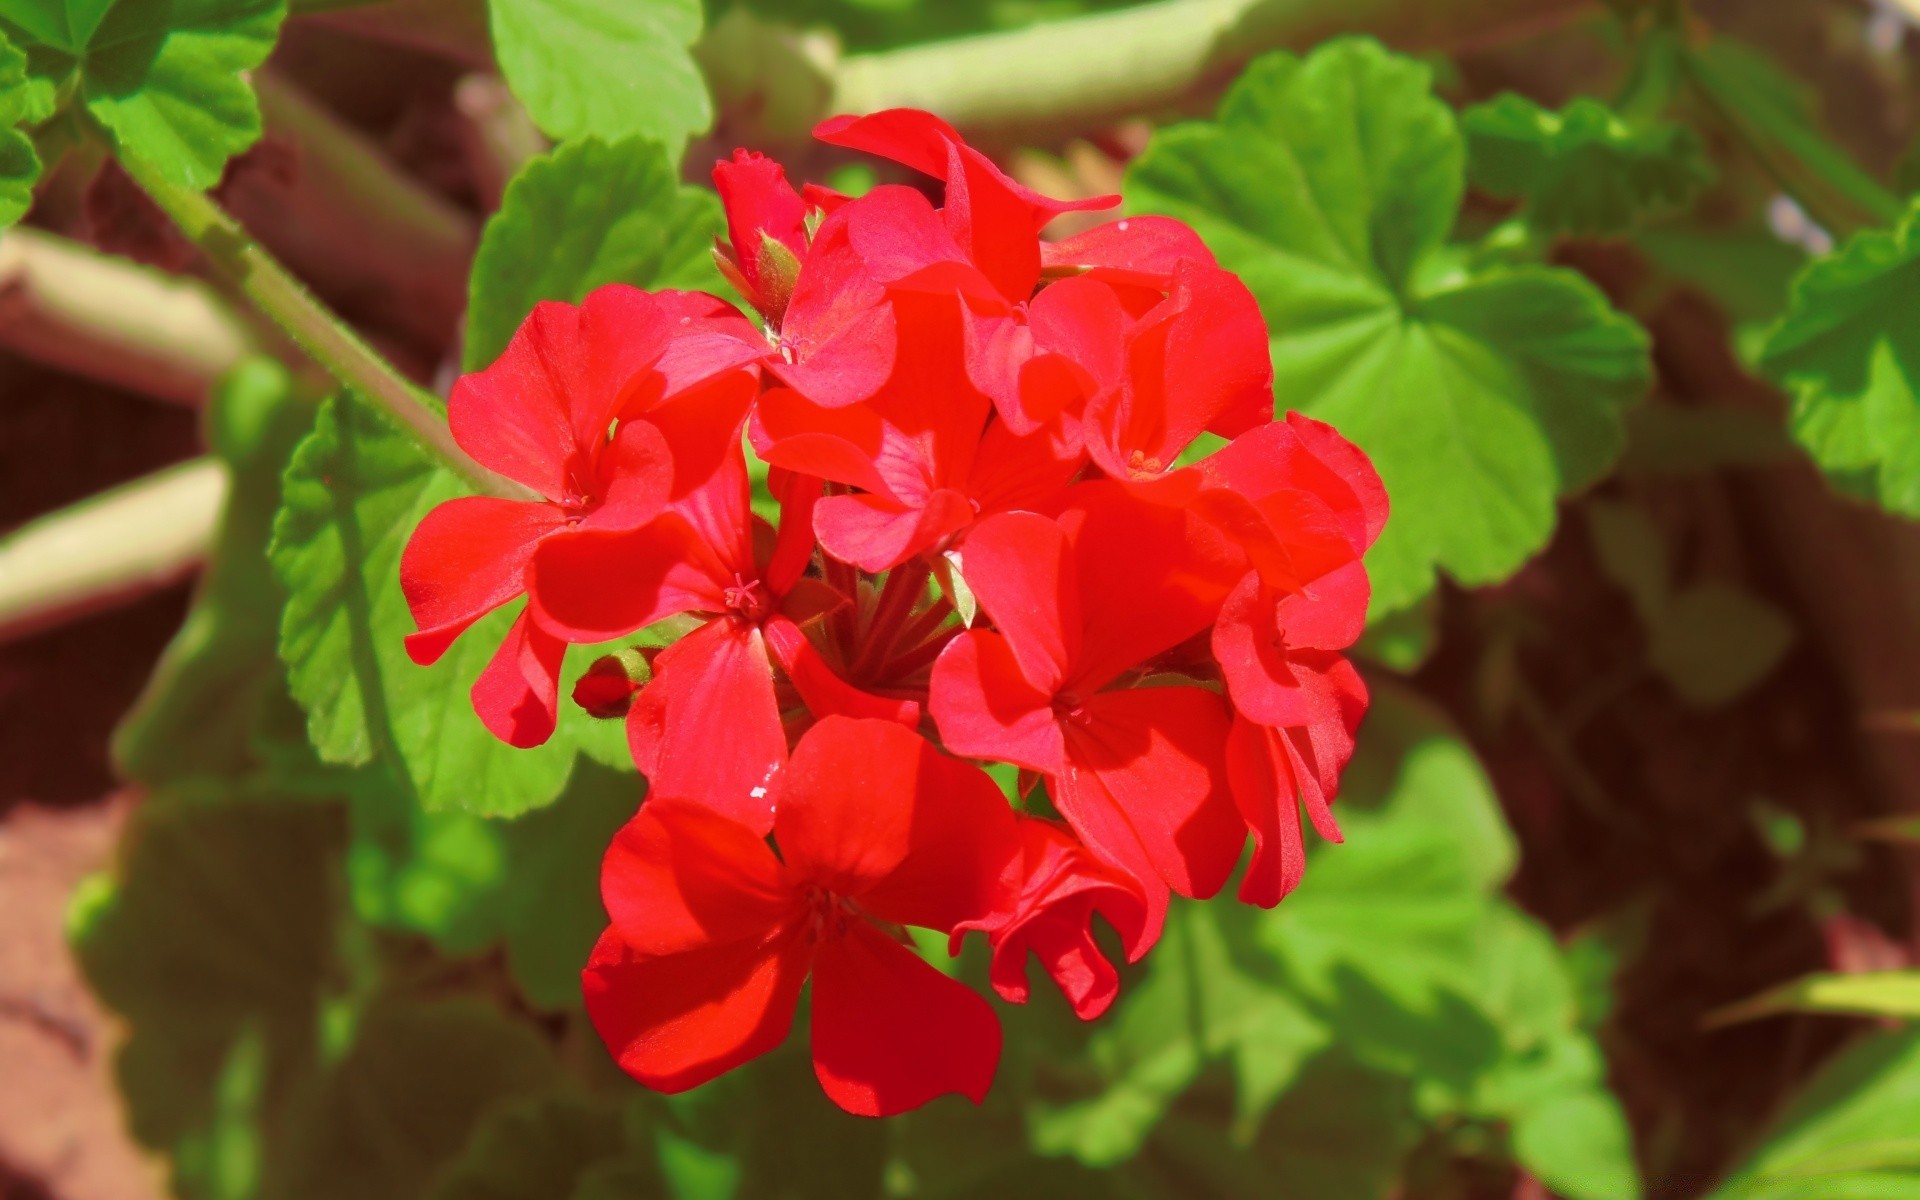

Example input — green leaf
[1464,94,1710,236]
[68,782,345,1195]
[270,393,612,816]
[1029,900,1330,1166]
[0,29,45,224]
[1710,1028,1920,1198]
[1761,199,1920,517]
[269,997,561,1200]
[1127,38,1651,617]
[1646,583,1794,709]
[489,0,708,154]
[424,1091,637,1200]
[1713,971,1920,1027]
[1,0,285,190]
[1681,36,1903,238]
[464,136,723,371]
[114,359,316,785]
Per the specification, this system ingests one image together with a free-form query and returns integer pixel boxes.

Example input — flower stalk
[119,153,525,499]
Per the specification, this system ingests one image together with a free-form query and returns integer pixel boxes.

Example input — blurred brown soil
[0,359,194,1200]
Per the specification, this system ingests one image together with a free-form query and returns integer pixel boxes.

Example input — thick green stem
[0,227,258,404]
[824,0,1596,143]
[120,155,521,498]
[0,458,224,643]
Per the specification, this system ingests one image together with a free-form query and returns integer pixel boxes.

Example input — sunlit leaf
[1712,971,1920,1027]
[1464,94,1710,235]
[489,0,709,153]
[465,136,723,371]
[1761,199,1920,517]
[270,393,612,816]
[1128,38,1651,616]
[0,0,285,189]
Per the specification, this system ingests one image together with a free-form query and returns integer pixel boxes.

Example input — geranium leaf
[270,392,610,816]
[67,782,346,1194]
[0,30,46,224]
[464,136,723,371]
[1761,199,1920,517]
[488,0,708,153]
[1712,971,1920,1027]
[269,998,561,1200]
[425,1092,638,1200]
[1127,37,1651,616]
[0,0,285,190]
[1708,1028,1920,1198]
[1463,94,1711,236]
[113,358,316,786]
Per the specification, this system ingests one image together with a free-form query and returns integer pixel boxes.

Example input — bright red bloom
[954,815,1150,1020]
[1197,413,1388,905]
[399,284,761,747]
[584,716,1017,1116]
[529,433,912,831]
[929,483,1245,936]
[713,149,809,325]
[753,289,1083,572]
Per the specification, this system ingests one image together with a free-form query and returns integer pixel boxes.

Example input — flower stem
[824,0,1594,144]
[119,153,524,499]
[0,458,224,643]
[853,557,934,679]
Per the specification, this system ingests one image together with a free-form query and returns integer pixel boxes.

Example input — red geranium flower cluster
[401,110,1386,1117]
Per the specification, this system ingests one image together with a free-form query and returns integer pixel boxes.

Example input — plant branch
[0,227,258,405]
[242,71,476,351]
[119,154,524,498]
[0,458,224,643]
[822,0,1597,144]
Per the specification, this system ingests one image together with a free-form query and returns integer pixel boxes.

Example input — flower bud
[572,646,656,719]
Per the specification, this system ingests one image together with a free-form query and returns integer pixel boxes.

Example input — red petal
[773,195,899,408]
[1225,712,1351,908]
[1213,575,1371,728]
[809,921,1000,1116]
[1040,215,1217,285]
[928,631,1069,775]
[529,519,719,643]
[626,620,785,834]
[581,416,673,532]
[713,149,808,294]
[400,497,566,666]
[776,716,1016,931]
[951,512,1079,693]
[957,817,1150,1020]
[1058,686,1242,904]
[450,286,671,498]
[471,607,568,747]
[1084,260,1272,479]
[1054,480,1243,693]
[601,798,800,954]
[584,923,808,1094]
[762,615,921,728]
[751,387,895,498]
[813,490,974,574]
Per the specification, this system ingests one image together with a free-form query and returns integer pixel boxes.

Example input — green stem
[1682,35,1904,238]
[0,226,259,405]
[120,154,521,498]
[825,0,1596,144]
[0,458,224,643]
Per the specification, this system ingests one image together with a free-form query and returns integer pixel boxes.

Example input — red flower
[753,289,1083,572]
[1197,413,1388,905]
[399,284,761,747]
[529,440,912,832]
[929,482,1245,935]
[584,716,1017,1116]
[954,815,1150,1020]
[712,149,809,325]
